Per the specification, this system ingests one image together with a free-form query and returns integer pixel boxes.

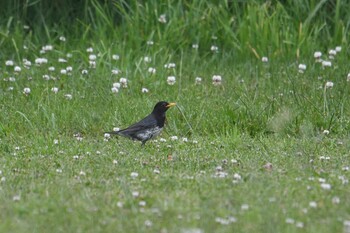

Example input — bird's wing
[117,114,157,135]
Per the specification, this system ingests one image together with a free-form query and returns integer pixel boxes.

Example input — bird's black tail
[104,131,120,135]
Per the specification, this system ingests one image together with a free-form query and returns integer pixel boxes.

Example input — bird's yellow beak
[166,102,176,108]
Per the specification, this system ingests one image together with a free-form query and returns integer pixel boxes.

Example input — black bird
[106,101,176,145]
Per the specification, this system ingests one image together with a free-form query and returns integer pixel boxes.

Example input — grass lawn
[1,1,350,232]
[1,134,350,232]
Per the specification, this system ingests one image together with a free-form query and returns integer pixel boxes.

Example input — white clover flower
[158,14,167,23]
[241,204,249,210]
[212,75,222,86]
[296,222,304,228]
[113,82,121,89]
[66,53,73,58]
[233,173,241,180]
[116,201,123,208]
[170,136,178,141]
[148,67,156,74]
[23,87,31,95]
[113,127,120,132]
[111,87,119,93]
[131,172,139,178]
[42,45,53,51]
[309,201,317,208]
[344,220,350,233]
[119,78,128,88]
[216,165,222,171]
[329,49,337,56]
[167,76,176,85]
[153,168,160,174]
[144,220,153,227]
[323,129,330,135]
[325,81,334,88]
[9,77,16,82]
[318,178,326,183]
[13,195,21,201]
[42,74,50,80]
[215,217,230,225]
[286,218,295,224]
[347,73,350,82]
[332,196,340,204]
[141,87,149,93]
[131,191,140,197]
[35,58,48,65]
[335,46,342,52]
[48,66,55,71]
[5,60,14,66]
[89,61,96,69]
[227,216,237,223]
[112,54,120,60]
[112,159,118,165]
[23,59,31,68]
[192,44,199,49]
[66,66,73,72]
[164,63,176,68]
[322,60,332,67]
[328,49,337,59]
[320,183,331,190]
[58,58,67,63]
[230,159,237,164]
[298,64,307,73]
[7,86,14,91]
[339,175,348,185]
[86,47,93,53]
[159,138,167,142]
[51,87,59,94]
[59,36,66,42]
[261,56,268,62]
[139,200,147,207]
[14,66,21,72]
[112,69,120,75]
[146,41,154,45]
[195,77,202,84]
[182,137,188,142]
[60,69,67,75]
[82,69,88,75]
[64,94,72,100]
[314,51,322,58]
[216,171,228,178]
[210,45,219,52]
[143,56,152,63]
[89,54,97,61]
